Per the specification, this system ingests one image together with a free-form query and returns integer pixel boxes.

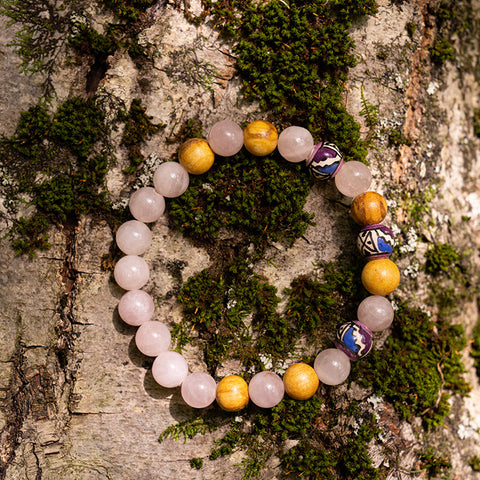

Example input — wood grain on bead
[216,375,249,411]
[361,258,400,295]
[283,363,319,400]
[178,138,215,175]
[243,120,278,156]
[351,191,387,226]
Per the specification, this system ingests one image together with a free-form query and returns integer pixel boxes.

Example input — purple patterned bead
[306,142,343,180]
[335,321,373,361]
[357,224,395,260]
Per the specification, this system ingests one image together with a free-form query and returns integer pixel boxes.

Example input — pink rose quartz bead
[153,162,189,198]
[116,220,152,255]
[118,290,155,326]
[248,371,285,408]
[152,351,188,388]
[129,187,165,223]
[314,348,351,386]
[277,126,314,163]
[207,120,244,157]
[181,372,217,408]
[135,321,171,357]
[334,161,372,198]
[357,295,394,332]
[114,255,150,290]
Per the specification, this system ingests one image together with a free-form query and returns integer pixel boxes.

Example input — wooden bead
[243,120,278,156]
[178,138,215,175]
[216,375,249,412]
[361,258,400,295]
[351,191,387,226]
[283,363,319,400]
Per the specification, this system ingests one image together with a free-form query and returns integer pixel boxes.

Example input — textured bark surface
[1,0,480,479]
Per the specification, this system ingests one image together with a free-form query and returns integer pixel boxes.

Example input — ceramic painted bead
[351,191,387,226]
[361,258,400,295]
[243,120,278,156]
[178,138,215,175]
[216,375,249,412]
[306,142,343,180]
[335,321,373,361]
[357,224,395,259]
[283,363,319,400]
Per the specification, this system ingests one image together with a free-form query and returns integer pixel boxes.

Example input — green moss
[2,96,135,255]
[189,458,204,469]
[474,108,480,138]
[358,303,470,428]
[405,21,416,39]
[101,0,156,21]
[203,0,378,161]
[120,98,165,174]
[418,447,452,477]
[469,455,480,471]
[168,147,314,249]
[425,242,460,275]
[430,37,455,66]
[388,129,412,147]
[471,315,480,379]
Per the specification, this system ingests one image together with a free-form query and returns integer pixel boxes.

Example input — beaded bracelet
[113,119,399,411]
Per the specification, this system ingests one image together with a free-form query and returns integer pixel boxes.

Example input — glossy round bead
[351,191,387,226]
[152,351,188,388]
[181,372,217,409]
[118,289,155,326]
[153,162,190,198]
[207,120,244,156]
[135,321,171,357]
[129,187,165,223]
[334,161,372,197]
[277,126,314,163]
[114,255,150,290]
[335,321,373,361]
[248,371,285,408]
[243,120,278,156]
[314,348,351,386]
[357,295,395,332]
[357,224,395,259]
[216,375,249,412]
[178,138,215,175]
[283,363,319,401]
[306,142,344,180]
[361,258,400,296]
[115,220,152,255]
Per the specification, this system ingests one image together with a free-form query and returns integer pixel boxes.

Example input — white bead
[334,161,372,198]
[277,126,314,163]
[357,295,394,331]
[314,348,351,386]
[118,290,154,326]
[153,162,189,198]
[135,321,171,357]
[129,187,165,223]
[114,255,150,290]
[152,351,188,388]
[116,220,152,255]
[207,120,244,156]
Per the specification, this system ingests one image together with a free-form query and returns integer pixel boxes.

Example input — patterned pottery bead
[351,191,387,226]
[178,138,215,175]
[357,224,395,259]
[216,375,249,412]
[283,363,319,400]
[335,321,373,361]
[243,120,278,156]
[361,258,400,296]
[306,142,343,180]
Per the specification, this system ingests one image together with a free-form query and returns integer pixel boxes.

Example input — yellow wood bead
[216,375,249,412]
[178,138,215,175]
[283,363,319,401]
[361,258,400,295]
[351,191,387,226]
[243,120,278,156]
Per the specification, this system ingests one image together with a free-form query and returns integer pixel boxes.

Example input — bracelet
[113,119,399,411]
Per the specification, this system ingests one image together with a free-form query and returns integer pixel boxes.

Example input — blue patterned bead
[357,224,395,260]
[335,321,373,361]
[306,142,343,180]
